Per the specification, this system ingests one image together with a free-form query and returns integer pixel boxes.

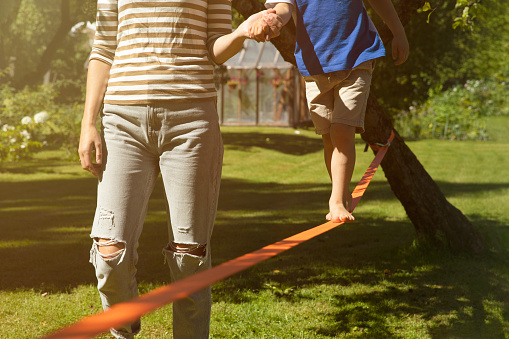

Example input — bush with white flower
[0,115,44,162]
[34,111,49,124]
[1,84,84,162]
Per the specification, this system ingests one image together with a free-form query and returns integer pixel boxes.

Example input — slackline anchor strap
[364,131,394,152]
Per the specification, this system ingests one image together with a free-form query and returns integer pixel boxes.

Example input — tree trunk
[15,0,78,88]
[364,94,485,253]
[232,0,485,253]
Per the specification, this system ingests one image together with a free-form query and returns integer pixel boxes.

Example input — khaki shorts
[304,60,375,135]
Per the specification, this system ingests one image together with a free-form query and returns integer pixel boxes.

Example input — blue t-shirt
[266,0,385,76]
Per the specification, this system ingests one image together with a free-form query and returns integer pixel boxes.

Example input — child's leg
[322,123,356,222]
[304,60,374,222]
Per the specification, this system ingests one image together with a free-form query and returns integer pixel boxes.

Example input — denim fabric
[89,100,223,338]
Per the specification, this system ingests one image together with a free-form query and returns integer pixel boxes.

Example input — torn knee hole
[168,242,206,257]
[94,238,125,260]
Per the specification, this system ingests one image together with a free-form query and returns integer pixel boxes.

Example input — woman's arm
[209,10,282,64]
[208,10,282,64]
[265,3,293,26]
[79,0,117,177]
[366,0,409,65]
[247,3,292,42]
[78,60,111,178]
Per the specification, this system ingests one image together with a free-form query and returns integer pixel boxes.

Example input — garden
[1,118,508,338]
[1,0,509,338]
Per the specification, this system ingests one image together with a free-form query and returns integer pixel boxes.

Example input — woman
[78,1,280,338]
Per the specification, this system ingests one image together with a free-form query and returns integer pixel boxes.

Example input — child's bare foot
[326,196,354,223]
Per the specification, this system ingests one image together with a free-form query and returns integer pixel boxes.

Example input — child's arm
[266,3,293,26]
[366,0,409,65]
[249,3,293,42]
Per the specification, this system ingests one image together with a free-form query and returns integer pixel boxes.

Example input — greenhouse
[215,39,309,127]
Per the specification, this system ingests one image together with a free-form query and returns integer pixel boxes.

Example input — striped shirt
[90,0,232,105]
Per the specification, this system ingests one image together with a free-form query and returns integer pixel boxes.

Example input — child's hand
[392,33,409,65]
[247,10,282,42]
[262,11,283,40]
[246,16,268,42]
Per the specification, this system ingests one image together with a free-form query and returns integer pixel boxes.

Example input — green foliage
[232,8,244,29]
[50,27,90,104]
[372,0,509,116]
[452,0,481,30]
[0,84,57,125]
[1,123,508,338]
[43,103,83,160]
[264,281,296,298]
[0,121,43,162]
[455,1,509,81]
[6,0,60,82]
[422,0,481,29]
[394,79,508,140]
[420,1,435,24]
[0,84,82,160]
[0,0,95,87]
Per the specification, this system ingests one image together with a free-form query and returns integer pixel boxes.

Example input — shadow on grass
[0,154,79,175]
[1,175,507,288]
[222,131,321,155]
[1,174,508,337]
[221,131,367,155]
[212,217,509,338]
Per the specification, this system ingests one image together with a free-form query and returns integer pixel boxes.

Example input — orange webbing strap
[41,131,395,339]
[351,130,394,211]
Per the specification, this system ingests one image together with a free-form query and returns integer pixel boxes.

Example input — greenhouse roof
[224,39,293,69]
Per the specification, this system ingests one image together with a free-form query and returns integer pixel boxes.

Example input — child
[250,0,409,222]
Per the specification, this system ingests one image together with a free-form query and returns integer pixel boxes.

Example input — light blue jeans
[89,101,223,338]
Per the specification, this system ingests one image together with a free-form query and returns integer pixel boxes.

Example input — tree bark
[233,0,485,253]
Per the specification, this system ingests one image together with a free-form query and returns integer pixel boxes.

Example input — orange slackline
[41,131,395,339]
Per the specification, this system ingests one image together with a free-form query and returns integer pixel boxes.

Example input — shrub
[0,84,83,161]
[394,79,508,140]
[43,103,83,160]
[0,117,44,162]
[0,84,57,126]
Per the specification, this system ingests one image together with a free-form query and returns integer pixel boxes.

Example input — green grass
[1,118,508,338]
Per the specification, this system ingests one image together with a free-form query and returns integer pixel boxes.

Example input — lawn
[1,117,508,338]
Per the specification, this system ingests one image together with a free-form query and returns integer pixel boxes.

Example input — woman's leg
[90,104,159,339]
[156,101,223,339]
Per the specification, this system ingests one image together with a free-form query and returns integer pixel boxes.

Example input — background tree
[0,0,498,253]
[231,0,487,253]
[372,0,509,113]
[0,0,96,91]
[0,1,21,75]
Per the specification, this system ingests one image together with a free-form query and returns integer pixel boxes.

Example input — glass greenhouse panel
[217,40,309,127]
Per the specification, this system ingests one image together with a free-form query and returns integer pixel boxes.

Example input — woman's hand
[78,124,102,178]
[238,9,282,42]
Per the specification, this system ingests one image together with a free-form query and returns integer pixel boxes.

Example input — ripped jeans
[89,101,223,339]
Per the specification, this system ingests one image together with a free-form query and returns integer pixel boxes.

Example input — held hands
[237,9,283,42]
[392,33,409,65]
[78,124,102,178]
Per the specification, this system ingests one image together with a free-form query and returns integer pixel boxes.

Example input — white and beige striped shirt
[90,0,232,105]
